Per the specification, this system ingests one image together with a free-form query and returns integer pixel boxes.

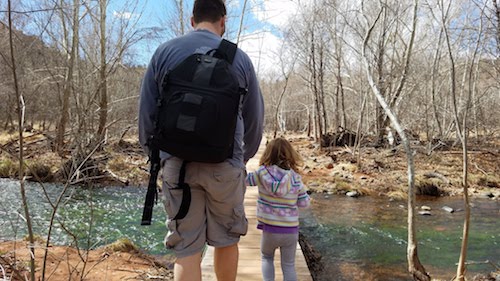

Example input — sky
[110,0,302,76]
[0,0,301,77]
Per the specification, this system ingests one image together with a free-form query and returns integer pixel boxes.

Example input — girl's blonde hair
[259,137,303,171]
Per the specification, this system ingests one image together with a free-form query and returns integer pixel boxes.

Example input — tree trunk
[179,0,184,35]
[97,0,108,140]
[318,46,329,132]
[55,0,79,154]
[236,0,248,44]
[493,0,500,54]
[374,10,387,145]
[273,76,290,138]
[339,66,346,129]
[355,91,368,168]
[430,27,444,139]
[8,1,36,279]
[310,30,323,141]
[307,105,312,137]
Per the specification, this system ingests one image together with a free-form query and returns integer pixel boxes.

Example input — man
[138,0,264,280]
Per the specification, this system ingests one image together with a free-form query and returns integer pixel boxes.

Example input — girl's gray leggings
[261,231,299,281]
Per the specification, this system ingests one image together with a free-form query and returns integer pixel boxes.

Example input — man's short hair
[193,0,226,23]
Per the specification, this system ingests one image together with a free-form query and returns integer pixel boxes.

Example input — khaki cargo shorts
[160,157,248,258]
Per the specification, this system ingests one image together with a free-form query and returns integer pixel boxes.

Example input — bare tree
[236,0,248,44]
[73,0,144,145]
[273,42,296,138]
[158,0,191,39]
[331,19,348,130]
[435,0,489,279]
[96,0,107,140]
[362,1,430,280]
[286,1,332,142]
[7,1,36,280]
[493,0,500,54]
[55,0,80,154]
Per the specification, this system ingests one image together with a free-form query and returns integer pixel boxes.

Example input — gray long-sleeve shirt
[138,29,264,168]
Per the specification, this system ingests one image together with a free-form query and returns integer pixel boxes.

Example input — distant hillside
[0,21,144,136]
[0,21,64,70]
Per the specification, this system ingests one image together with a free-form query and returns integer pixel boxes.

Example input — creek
[1,178,498,280]
[300,193,499,280]
[0,178,168,254]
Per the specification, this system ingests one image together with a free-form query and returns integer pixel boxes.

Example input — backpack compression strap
[141,147,160,225]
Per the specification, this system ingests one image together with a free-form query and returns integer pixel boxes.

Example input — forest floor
[0,130,499,280]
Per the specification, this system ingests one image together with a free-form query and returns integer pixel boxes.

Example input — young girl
[246,137,311,281]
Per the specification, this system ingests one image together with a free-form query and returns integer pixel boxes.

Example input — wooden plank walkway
[201,140,313,281]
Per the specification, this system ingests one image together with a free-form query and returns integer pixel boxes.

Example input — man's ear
[191,16,195,27]
[220,16,226,36]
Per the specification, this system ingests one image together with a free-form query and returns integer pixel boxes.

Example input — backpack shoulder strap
[214,39,237,64]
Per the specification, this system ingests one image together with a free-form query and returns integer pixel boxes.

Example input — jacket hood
[259,165,295,197]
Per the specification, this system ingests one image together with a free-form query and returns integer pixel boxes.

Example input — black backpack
[141,39,246,225]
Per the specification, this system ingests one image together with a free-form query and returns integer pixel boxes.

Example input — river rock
[346,191,360,197]
[442,206,454,213]
[418,210,431,216]
[478,191,494,199]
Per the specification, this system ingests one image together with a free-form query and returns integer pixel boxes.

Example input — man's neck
[194,22,221,37]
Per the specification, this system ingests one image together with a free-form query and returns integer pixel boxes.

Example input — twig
[116,268,145,273]
[456,260,499,270]
[104,168,128,185]
[472,162,488,177]
[0,255,25,281]
[70,174,109,185]
[146,273,172,280]
[0,263,5,281]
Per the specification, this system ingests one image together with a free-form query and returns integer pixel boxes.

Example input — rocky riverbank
[1,132,498,201]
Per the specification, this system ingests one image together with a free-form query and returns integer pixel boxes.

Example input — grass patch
[0,131,16,144]
[25,160,53,181]
[0,157,54,181]
[335,180,353,193]
[426,153,443,165]
[333,178,375,195]
[23,234,46,244]
[332,162,358,174]
[387,189,407,200]
[107,156,129,172]
[104,238,139,253]
[475,175,499,188]
[0,157,16,178]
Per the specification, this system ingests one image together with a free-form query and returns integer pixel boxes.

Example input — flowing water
[300,193,499,280]
[1,178,498,280]
[0,178,169,255]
